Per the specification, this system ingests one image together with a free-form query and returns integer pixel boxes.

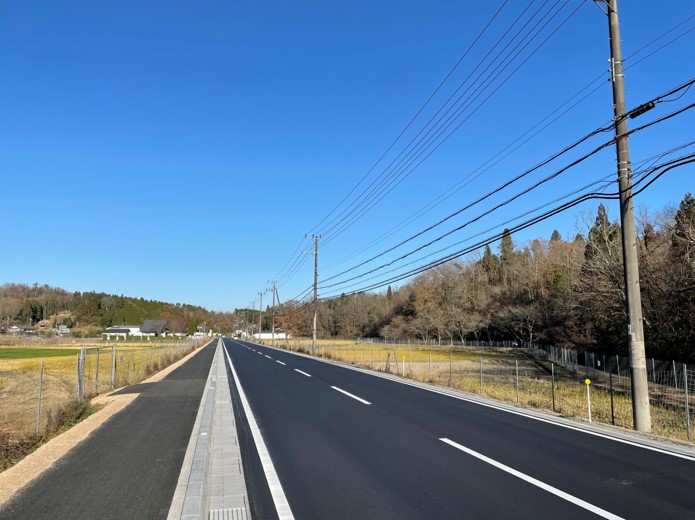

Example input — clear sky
[1,1,693,312]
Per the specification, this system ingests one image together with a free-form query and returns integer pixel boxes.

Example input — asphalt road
[223,338,695,520]
[0,342,216,520]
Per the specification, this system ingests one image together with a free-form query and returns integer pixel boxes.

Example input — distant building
[54,324,71,336]
[8,325,36,336]
[141,320,169,337]
[101,325,141,340]
[252,330,291,341]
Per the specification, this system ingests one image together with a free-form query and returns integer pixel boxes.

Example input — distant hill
[0,283,237,336]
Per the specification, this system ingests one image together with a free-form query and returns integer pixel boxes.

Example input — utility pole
[306,234,321,356]
[251,300,255,339]
[605,0,651,432]
[258,292,263,344]
[271,281,277,347]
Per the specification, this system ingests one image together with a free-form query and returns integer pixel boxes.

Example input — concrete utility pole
[258,292,263,343]
[271,281,277,347]
[251,301,255,338]
[605,0,651,432]
[306,235,321,356]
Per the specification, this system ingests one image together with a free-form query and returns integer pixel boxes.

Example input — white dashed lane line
[331,386,371,405]
[276,360,286,366]
[294,369,312,378]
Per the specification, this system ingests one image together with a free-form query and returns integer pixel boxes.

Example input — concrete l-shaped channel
[168,339,250,520]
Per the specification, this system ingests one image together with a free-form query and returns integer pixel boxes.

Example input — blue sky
[1,1,693,312]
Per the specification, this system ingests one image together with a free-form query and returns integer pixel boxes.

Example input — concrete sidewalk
[0,342,216,520]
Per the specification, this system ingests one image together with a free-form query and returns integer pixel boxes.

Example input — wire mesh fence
[0,339,202,440]
[277,339,694,443]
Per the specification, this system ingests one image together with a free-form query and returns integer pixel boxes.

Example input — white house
[252,330,291,341]
[101,325,141,341]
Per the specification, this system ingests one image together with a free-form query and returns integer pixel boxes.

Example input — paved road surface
[224,338,695,520]
[0,343,216,520]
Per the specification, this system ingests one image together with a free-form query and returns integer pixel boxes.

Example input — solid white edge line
[294,369,312,377]
[440,438,624,520]
[276,360,286,366]
[331,386,372,405]
[223,341,295,520]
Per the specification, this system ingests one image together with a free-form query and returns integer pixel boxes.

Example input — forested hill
[280,195,695,363]
[0,284,235,336]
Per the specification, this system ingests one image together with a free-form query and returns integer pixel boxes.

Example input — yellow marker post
[585,379,592,423]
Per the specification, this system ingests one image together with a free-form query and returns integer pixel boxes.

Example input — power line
[317,100,695,293]
[306,0,512,237]
[319,142,695,297]
[319,154,694,299]
[321,1,582,243]
[320,16,695,271]
[264,10,693,298]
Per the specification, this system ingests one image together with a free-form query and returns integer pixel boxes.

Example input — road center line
[331,386,371,405]
[224,342,295,520]
[439,438,623,520]
[276,360,286,366]
[294,369,312,377]
[264,355,272,359]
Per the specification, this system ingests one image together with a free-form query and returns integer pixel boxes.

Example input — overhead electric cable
[306,0,512,236]
[318,101,695,291]
[321,0,584,243]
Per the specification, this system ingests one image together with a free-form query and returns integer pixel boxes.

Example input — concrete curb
[169,339,250,520]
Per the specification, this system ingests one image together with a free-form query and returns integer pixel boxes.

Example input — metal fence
[275,339,694,443]
[0,339,201,440]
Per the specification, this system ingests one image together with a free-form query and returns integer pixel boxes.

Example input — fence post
[515,359,519,404]
[36,360,44,436]
[684,364,691,441]
[610,369,615,426]
[428,350,431,381]
[616,355,620,381]
[551,363,556,413]
[448,349,452,388]
[673,360,679,390]
[479,357,483,395]
[651,358,656,383]
[111,344,116,388]
[95,348,100,394]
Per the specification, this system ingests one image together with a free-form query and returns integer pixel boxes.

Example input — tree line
[0,283,236,336]
[277,194,695,363]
